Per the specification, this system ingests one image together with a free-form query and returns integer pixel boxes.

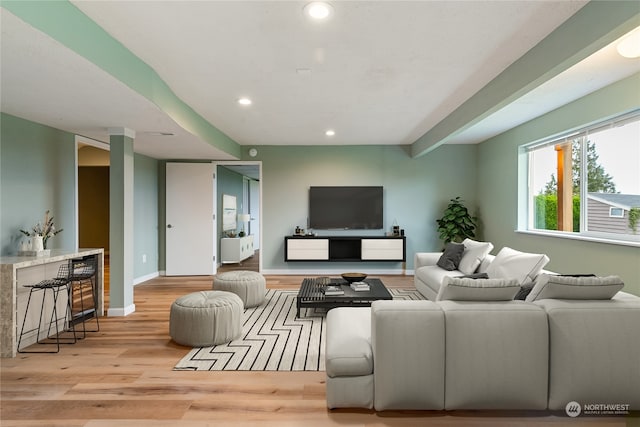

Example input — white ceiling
[1,1,638,160]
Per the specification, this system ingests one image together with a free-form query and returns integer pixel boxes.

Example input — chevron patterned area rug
[173,288,424,371]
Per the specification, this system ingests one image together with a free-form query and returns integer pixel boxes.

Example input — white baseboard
[134,271,159,286]
[107,304,136,317]
[262,268,413,276]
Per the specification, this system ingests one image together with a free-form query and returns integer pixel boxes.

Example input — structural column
[108,127,135,316]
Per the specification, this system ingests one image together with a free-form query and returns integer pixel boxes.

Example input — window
[522,110,640,243]
[609,207,624,218]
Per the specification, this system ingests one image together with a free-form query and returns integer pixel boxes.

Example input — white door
[166,162,215,276]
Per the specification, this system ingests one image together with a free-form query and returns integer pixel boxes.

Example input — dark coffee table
[296,277,392,318]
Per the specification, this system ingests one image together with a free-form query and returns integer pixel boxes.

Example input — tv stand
[284,235,405,262]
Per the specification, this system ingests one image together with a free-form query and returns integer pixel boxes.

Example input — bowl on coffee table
[341,272,367,283]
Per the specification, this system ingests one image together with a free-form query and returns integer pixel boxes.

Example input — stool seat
[169,291,243,347]
[213,271,266,308]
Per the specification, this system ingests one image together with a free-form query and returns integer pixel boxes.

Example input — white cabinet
[221,235,255,264]
[284,236,405,262]
[361,238,404,260]
[286,238,329,260]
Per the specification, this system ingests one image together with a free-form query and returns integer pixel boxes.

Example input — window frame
[609,207,624,218]
[518,109,640,247]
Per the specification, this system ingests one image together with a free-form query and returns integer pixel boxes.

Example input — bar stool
[69,255,100,338]
[17,262,77,353]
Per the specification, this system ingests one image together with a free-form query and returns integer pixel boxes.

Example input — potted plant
[436,197,477,244]
[20,210,63,250]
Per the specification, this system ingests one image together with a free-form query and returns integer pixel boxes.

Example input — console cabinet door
[361,239,404,260]
[286,239,329,260]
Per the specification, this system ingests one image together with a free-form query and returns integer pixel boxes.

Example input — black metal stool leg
[38,284,77,350]
[18,262,78,353]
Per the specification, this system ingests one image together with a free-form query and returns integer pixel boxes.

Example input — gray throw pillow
[514,283,534,300]
[437,242,465,271]
[460,272,489,279]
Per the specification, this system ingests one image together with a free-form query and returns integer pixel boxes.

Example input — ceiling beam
[3,0,241,159]
[411,1,640,158]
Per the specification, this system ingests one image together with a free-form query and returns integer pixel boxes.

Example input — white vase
[31,235,44,252]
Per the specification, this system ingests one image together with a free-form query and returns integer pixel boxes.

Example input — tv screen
[309,186,383,230]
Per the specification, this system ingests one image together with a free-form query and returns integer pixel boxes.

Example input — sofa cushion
[325,307,373,377]
[416,265,465,297]
[440,300,549,410]
[436,276,520,301]
[485,247,549,286]
[437,242,465,271]
[458,239,494,275]
[526,274,624,302]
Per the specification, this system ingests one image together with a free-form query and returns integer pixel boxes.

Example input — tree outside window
[528,113,640,239]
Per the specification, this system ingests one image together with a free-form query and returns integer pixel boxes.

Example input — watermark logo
[565,401,581,417]
[565,401,630,417]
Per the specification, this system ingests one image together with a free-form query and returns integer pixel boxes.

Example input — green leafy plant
[19,210,63,249]
[436,197,477,244]
[629,207,640,234]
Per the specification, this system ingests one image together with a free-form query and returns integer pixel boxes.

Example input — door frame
[74,135,110,251]
[213,161,263,273]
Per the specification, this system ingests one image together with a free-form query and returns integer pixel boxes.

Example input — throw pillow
[436,242,465,271]
[460,272,489,279]
[485,247,549,286]
[514,283,534,300]
[525,274,624,301]
[436,276,521,301]
[458,239,494,275]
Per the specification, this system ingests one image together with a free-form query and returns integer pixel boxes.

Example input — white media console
[284,236,405,262]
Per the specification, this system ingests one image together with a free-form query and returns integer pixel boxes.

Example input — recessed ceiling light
[304,2,333,20]
[617,26,640,59]
[144,131,174,136]
[325,129,335,136]
[238,97,252,106]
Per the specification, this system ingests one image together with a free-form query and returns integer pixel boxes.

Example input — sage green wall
[134,153,159,279]
[0,113,160,283]
[0,113,76,255]
[477,73,640,296]
[247,144,478,272]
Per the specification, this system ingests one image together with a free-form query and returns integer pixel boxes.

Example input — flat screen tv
[309,186,383,230]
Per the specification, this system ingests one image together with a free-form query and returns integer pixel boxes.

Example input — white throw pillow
[436,276,520,301]
[458,239,494,275]
[485,247,549,286]
[526,274,624,301]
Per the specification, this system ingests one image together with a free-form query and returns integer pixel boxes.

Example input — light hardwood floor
[1,274,634,426]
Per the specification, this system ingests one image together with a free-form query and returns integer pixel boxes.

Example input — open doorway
[215,161,262,273]
[76,136,110,289]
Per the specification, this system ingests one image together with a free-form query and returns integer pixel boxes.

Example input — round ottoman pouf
[169,291,243,347]
[213,270,266,308]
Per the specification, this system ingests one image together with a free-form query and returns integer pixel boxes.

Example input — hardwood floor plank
[0,384,72,400]
[1,400,192,420]
[64,382,306,400]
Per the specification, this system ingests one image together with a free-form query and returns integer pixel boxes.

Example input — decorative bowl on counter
[341,272,367,283]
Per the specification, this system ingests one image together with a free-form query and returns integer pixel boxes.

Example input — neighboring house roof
[588,193,640,210]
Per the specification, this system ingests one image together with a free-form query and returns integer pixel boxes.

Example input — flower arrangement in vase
[20,210,63,250]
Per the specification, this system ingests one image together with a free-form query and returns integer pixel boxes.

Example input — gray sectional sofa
[326,294,640,411]
[325,242,640,411]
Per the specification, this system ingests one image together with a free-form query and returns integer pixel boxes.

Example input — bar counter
[0,248,104,357]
